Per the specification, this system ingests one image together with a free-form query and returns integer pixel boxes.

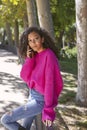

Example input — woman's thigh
[2,99,44,123]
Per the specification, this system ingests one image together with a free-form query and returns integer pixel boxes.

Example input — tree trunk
[14,20,19,48]
[5,22,13,45]
[23,13,28,30]
[2,30,6,44]
[26,0,37,27]
[75,0,87,106]
[36,0,54,38]
[14,20,20,55]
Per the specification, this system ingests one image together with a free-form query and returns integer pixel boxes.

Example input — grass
[55,56,87,130]
[59,57,77,75]
[76,121,87,128]
[59,58,77,104]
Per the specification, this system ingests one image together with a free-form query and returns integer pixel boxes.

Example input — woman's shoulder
[46,48,57,59]
[36,48,57,62]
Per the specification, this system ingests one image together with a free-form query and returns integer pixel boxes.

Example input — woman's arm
[20,57,35,83]
[42,52,63,122]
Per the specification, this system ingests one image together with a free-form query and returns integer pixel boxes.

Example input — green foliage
[65,24,76,43]
[10,0,20,5]
[0,0,76,50]
[59,46,77,75]
[60,46,77,59]
[0,0,26,27]
[50,0,75,43]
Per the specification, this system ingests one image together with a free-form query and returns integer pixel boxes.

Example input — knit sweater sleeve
[42,52,63,121]
[20,57,35,83]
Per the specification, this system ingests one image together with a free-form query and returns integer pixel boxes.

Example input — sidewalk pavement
[0,49,28,130]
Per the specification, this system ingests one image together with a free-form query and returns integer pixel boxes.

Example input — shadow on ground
[0,72,29,129]
[0,71,28,96]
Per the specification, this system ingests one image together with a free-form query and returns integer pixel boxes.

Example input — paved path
[0,49,28,130]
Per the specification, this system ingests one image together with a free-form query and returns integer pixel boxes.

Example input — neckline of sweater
[37,48,49,55]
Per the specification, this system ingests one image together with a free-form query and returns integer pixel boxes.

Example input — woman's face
[28,31,44,53]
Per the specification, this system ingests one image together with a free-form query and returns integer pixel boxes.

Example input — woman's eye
[28,40,31,43]
[35,37,39,40]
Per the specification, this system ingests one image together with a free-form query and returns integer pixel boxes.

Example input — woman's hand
[27,46,34,58]
[43,120,52,127]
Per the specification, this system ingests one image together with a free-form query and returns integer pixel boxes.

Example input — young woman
[1,27,63,130]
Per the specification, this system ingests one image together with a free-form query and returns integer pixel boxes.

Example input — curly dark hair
[19,26,58,58]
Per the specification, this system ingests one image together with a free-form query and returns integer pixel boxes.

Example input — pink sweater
[20,48,63,121]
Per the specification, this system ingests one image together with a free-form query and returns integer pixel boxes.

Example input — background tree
[0,0,27,52]
[36,0,55,38]
[0,0,75,55]
[50,0,75,55]
[26,0,38,27]
[75,0,87,106]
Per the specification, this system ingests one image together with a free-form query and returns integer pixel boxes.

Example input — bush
[60,46,77,59]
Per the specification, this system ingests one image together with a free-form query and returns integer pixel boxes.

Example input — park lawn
[54,58,87,130]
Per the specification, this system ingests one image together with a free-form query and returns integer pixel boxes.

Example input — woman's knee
[1,112,12,125]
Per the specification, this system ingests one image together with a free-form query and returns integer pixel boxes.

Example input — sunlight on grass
[57,57,87,130]
[59,72,77,104]
[76,121,87,128]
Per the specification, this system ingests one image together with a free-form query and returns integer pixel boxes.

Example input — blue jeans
[1,89,44,130]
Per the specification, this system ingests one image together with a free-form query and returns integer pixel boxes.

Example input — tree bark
[23,13,28,30]
[26,0,37,27]
[14,20,19,48]
[14,20,20,56]
[2,30,6,44]
[75,0,87,106]
[36,0,54,38]
[5,22,13,45]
